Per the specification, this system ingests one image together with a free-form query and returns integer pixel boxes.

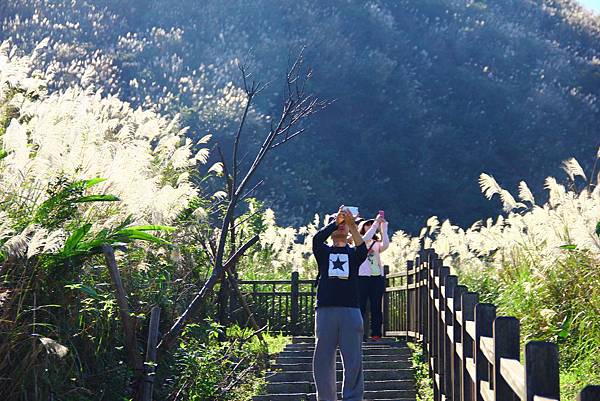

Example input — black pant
[358,275,385,337]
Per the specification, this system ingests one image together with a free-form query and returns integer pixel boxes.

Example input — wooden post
[102,245,143,379]
[431,258,441,401]
[437,265,449,400]
[224,267,265,343]
[443,275,458,400]
[452,285,468,401]
[406,261,414,340]
[142,306,161,401]
[419,253,428,352]
[493,317,520,401]
[383,265,390,337]
[426,249,437,366]
[461,292,478,401]
[415,255,422,341]
[525,341,560,401]
[474,303,496,401]
[290,271,299,336]
[578,386,600,401]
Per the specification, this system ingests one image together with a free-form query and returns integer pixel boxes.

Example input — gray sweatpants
[313,307,364,401]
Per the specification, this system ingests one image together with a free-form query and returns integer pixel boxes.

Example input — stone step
[292,336,316,343]
[267,368,413,383]
[284,343,405,351]
[254,390,414,401]
[278,347,411,358]
[255,337,416,401]
[288,338,403,347]
[276,354,412,364]
[273,359,412,371]
[291,336,406,344]
[265,379,415,394]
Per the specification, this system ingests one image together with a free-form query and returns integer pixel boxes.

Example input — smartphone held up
[344,206,359,217]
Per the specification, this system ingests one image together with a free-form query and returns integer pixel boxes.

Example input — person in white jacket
[357,214,389,340]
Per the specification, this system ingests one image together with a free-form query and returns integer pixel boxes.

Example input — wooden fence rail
[227,272,316,335]
[403,247,600,401]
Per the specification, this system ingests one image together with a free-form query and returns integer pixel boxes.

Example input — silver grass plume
[518,181,536,204]
[561,157,586,181]
[479,173,502,200]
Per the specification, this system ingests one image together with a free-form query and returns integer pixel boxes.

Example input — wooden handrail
[465,320,475,339]
[392,246,580,401]
[534,396,559,401]
[479,336,494,364]
[500,357,525,399]
[480,380,494,401]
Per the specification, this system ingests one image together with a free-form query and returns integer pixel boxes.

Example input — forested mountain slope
[3,0,600,231]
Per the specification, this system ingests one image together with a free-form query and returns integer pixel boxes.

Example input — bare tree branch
[158,235,260,351]
[158,48,327,353]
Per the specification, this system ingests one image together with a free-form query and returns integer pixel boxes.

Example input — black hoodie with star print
[312,221,368,308]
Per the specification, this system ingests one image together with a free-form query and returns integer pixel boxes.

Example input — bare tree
[158,48,328,351]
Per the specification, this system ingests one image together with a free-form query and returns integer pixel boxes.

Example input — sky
[578,0,600,13]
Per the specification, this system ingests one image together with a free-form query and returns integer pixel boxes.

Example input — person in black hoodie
[312,206,368,401]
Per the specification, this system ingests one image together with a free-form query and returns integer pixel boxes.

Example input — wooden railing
[402,247,600,401]
[228,272,316,335]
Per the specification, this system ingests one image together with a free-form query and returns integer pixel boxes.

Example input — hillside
[2,0,600,231]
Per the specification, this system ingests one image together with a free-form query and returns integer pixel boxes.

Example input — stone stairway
[253,336,416,401]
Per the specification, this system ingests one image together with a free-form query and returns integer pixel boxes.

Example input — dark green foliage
[169,321,269,401]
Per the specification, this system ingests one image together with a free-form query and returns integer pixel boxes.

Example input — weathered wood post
[406,261,414,339]
[460,292,478,401]
[493,317,520,401]
[451,285,467,401]
[102,245,143,379]
[437,265,450,400]
[578,386,600,401]
[383,265,390,336]
[525,341,560,401]
[419,252,429,353]
[290,271,299,336]
[431,258,441,400]
[426,249,437,371]
[443,275,458,399]
[142,306,161,401]
[474,303,495,401]
[416,255,423,342]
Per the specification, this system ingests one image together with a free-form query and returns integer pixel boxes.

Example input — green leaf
[126,225,176,233]
[114,215,134,232]
[64,224,92,254]
[65,283,99,299]
[81,178,107,188]
[559,244,577,250]
[114,229,171,245]
[558,313,572,340]
[0,149,8,160]
[74,195,120,203]
[596,221,600,237]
